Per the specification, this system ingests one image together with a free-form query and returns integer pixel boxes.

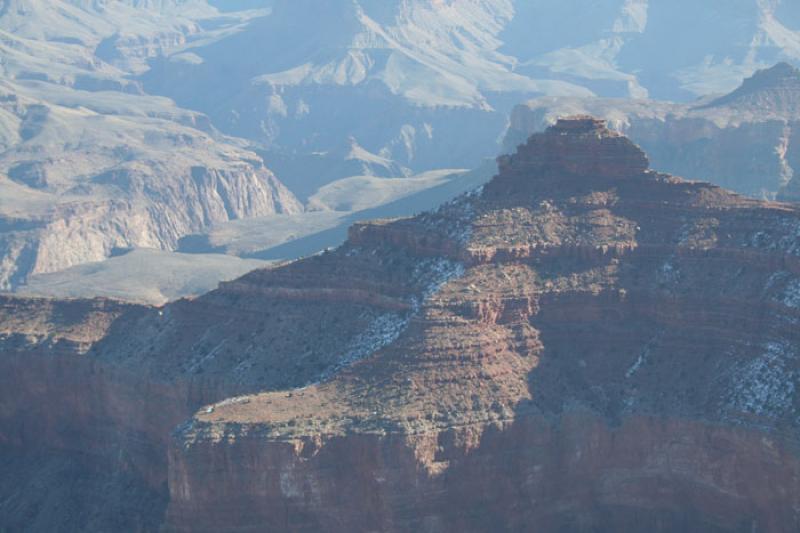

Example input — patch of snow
[727,340,797,420]
[420,188,481,244]
[748,220,800,256]
[412,257,465,305]
[314,257,464,383]
[766,271,800,309]
[319,310,409,382]
[783,278,800,308]
[764,270,789,291]
[656,257,680,286]
[783,221,800,256]
[626,334,659,378]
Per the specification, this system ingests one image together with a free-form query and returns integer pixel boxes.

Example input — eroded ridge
[4,118,800,532]
[168,119,800,532]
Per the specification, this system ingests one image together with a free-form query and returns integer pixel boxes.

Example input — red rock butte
[2,118,800,532]
[501,116,647,177]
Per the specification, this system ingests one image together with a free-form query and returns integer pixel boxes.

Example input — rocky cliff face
[506,63,800,202]
[5,2,800,303]
[0,85,302,290]
[0,1,303,292]
[3,118,800,531]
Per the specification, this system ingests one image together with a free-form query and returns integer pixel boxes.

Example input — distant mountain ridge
[704,61,800,113]
[507,62,800,202]
[2,0,800,299]
[141,0,800,181]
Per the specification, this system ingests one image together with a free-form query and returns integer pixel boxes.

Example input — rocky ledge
[3,119,800,531]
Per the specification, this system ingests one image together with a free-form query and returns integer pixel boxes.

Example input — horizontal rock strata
[3,118,800,531]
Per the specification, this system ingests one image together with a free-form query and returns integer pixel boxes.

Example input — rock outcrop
[507,63,800,202]
[0,2,302,292]
[705,61,800,113]
[141,0,800,189]
[3,118,800,531]
[0,85,302,290]
[6,3,800,304]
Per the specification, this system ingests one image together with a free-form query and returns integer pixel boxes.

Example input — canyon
[0,1,303,293]
[2,2,800,303]
[2,118,800,531]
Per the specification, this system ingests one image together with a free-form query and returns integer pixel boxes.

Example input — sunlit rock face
[167,122,800,533]
[4,119,800,529]
[5,117,800,531]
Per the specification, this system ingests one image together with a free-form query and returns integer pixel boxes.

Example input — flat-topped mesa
[549,115,609,134]
[488,116,650,198]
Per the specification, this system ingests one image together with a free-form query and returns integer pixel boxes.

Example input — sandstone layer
[3,118,800,531]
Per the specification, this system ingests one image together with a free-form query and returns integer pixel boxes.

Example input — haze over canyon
[1,0,800,302]
[1,2,800,532]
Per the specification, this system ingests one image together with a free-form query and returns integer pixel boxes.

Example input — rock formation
[5,3,800,303]
[3,118,800,531]
[0,1,303,293]
[143,0,800,181]
[507,63,800,202]
[705,61,800,113]
[0,85,302,290]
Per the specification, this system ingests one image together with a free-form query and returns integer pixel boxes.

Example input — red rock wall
[165,413,800,532]
[0,350,223,490]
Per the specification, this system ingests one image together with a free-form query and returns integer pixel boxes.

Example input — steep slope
[0,2,301,290]
[141,0,800,189]
[3,1,800,302]
[507,63,800,201]
[0,81,301,289]
[3,118,800,531]
[705,61,800,112]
